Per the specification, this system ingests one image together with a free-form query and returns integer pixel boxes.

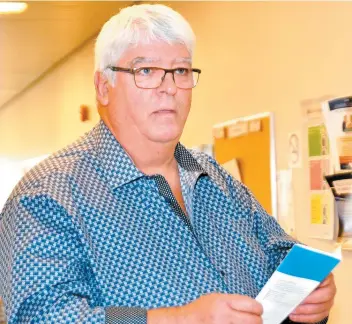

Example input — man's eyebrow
[128,57,160,67]
[128,57,192,67]
[174,57,192,64]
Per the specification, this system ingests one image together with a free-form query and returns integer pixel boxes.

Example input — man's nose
[159,71,177,94]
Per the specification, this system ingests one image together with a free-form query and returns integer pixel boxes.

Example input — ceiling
[0,1,133,110]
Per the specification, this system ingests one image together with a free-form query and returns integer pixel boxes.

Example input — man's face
[106,41,193,144]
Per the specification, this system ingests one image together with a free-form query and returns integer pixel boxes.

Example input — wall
[0,40,99,159]
[168,3,352,323]
[1,2,352,323]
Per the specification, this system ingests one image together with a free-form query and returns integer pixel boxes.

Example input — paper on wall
[277,169,295,237]
[322,96,352,172]
[325,172,352,238]
[221,159,241,182]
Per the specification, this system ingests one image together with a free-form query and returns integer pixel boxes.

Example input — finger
[302,284,336,304]
[230,311,263,324]
[291,300,334,315]
[226,295,263,315]
[319,273,334,287]
[289,311,329,323]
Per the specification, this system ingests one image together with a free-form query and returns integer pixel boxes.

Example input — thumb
[226,294,263,315]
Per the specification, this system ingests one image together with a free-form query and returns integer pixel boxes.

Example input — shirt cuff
[105,306,147,324]
[283,316,329,324]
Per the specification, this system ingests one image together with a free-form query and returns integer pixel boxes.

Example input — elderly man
[0,4,335,324]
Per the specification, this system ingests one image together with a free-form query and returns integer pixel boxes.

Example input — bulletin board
[213,112,277,219]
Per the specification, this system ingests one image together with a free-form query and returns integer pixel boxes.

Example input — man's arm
[0,188,281,324]
[241,183,334,324]
[0,195,147,323]
[246,186,298,273]
[0,196,264,324]
[202,152,298,273]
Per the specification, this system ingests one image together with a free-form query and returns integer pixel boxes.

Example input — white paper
[322,97,352,172]
[304,103,335,239]
[213,126,225,139]
[256,245,341,324]
[221,159,241,182]
[256,271,319,324]
[277,169,295,237]
[336,198,352,237]
[227,121,248,138]
[332,178,352,195]
[249,119,261,132]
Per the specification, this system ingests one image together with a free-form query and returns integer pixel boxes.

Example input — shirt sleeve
[282,317,329,324]
[246,185,298,273]
[105,307,147,324]
[0,194,146,324]
[201,151,297,270]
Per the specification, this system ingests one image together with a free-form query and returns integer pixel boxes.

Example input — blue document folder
[277,244,341,282]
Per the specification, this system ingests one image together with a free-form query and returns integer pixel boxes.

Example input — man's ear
[94,71,110,106]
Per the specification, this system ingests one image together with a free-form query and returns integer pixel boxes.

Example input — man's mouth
[154,109,175,114]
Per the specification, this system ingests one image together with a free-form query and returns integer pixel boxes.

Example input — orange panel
[214,117,272,214]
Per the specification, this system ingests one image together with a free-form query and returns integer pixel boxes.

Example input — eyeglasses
[107,66,201,89]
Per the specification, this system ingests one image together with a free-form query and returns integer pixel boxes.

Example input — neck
[102,117,178,176]
[125,139,178,176]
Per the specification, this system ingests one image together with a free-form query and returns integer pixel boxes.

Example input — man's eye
[175,68,188,75]
[139,68,152,75]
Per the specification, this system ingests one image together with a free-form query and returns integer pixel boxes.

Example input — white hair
[94,4,196,85]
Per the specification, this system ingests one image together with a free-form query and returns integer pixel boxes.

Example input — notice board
[213,112,277,218]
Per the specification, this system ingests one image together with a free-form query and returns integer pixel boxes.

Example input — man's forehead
[128,56,192,66]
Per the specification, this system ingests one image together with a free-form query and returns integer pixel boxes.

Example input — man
[0,4,335,324]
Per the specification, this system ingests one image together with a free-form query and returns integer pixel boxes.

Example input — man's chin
[147,129,182,144]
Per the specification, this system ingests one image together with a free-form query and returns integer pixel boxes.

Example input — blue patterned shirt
[0,120,326,324]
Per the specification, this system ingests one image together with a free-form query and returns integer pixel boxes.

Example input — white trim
[213,112,272,128]
[269,112,278,220]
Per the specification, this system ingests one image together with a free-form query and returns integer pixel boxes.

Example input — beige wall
[1,2,352,323]
[173,3,352,323]
[0,40,99,159]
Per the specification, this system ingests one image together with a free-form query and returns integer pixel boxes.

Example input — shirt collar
[92,120,206,190]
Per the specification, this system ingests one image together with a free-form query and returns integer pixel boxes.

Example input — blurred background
[1,1,352,323]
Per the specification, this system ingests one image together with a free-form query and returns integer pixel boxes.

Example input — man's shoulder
[8,129,97,202]
[187,148,230,181]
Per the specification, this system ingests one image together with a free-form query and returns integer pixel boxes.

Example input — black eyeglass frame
[107,66,201,89]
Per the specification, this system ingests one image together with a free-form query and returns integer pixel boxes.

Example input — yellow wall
[1,2,352,323]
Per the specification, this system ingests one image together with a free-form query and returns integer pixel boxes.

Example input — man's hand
[148,292,263,324]
[289,273,336,323]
